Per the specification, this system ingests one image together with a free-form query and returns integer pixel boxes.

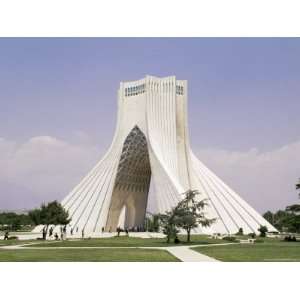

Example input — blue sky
[0,38,299,212]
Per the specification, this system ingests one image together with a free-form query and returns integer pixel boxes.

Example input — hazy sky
[0,38,299,213]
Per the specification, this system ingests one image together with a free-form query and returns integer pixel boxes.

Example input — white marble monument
[59,75,277,235]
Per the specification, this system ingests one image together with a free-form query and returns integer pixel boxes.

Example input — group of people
[41,225,86,240]
[3,224,147,241]
[116,227,129,236]
[127,225,145,232]
[39,224,148,240]
[115,225,145,236]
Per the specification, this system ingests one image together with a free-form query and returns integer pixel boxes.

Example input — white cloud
[0,135,102,210]
[195,141,300,213]
[0,135,299,213]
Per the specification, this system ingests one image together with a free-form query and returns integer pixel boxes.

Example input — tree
[28,209,42,226]
[175,190,215,242]
[152,214,160,232]
[263,208,300,233]
[258,225,268,237]
[28,201,70,240]
[0,212,33,231]
[296,179,300,197]
[263,211,274,225]
[286,204,300,213]
[11,217,21,231]
[158,209,179,243]
[273,210,291,231]
[144,213,160,232]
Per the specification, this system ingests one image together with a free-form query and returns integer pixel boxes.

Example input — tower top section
[119,75,186,98]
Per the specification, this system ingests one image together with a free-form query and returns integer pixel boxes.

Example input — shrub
[222,236,237,242]
[174,236,180,244]
[258,225,268,237]
[284,235,297,242]
[236,228,244,236]
[7,236,18,240]
[248,233,256,238]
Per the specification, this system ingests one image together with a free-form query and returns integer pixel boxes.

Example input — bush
[174,236,180,244]
[284,235,297,242]
[258,225,268,237]
[222,236,237,242]
[7,236,18,240]
[236,228,244,236]
[248,233,256,238]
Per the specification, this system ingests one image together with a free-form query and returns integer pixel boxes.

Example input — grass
[24,235,228,248]
[0,231,35,236]
[0,239,36,246]
[193,239,300,262]
[0,248,179,262]
[3,235,299,262]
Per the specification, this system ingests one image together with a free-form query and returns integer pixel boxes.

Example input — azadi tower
[61,75,276,235]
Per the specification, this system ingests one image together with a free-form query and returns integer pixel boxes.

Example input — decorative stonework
[114,126,151,193]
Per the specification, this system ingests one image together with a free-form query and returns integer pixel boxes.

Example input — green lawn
[0,230,34,236]
[0,239,36,246]
[193,240,300,262]
[25,235,227,248]
[0,248,179,262]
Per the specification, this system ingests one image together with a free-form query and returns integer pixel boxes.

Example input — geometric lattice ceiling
[114,126,151,193]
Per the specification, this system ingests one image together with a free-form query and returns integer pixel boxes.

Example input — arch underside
[105,126,151,231]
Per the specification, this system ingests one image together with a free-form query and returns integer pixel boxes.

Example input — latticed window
[176,85,184,95]
[125,84,146,97]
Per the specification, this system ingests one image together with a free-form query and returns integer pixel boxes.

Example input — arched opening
[105,126,151,231]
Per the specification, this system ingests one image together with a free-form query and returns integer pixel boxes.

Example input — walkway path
[166,246,218,262]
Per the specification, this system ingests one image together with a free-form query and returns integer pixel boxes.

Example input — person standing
[49,227,53,238]
[63,225,67,240]
[60,226,64,240]
[81,228,85,239]
[4,231,9,240]
[42,226,47,240]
